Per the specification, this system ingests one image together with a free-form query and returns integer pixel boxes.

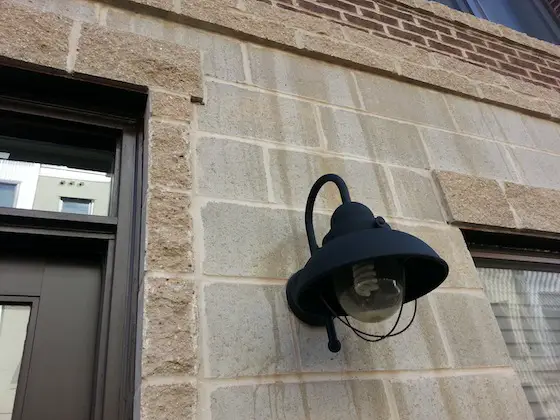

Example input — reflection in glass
[480,268,560,419]
[0,136,113,216]
[0,305,30,420]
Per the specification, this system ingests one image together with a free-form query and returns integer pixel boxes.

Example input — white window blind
[479,268,560,420]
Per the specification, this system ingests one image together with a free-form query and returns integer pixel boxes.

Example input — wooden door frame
[0,68,146,420]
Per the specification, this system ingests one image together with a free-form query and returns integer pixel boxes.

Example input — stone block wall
[2,0,560,419]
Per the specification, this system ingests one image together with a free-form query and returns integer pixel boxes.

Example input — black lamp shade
[286,210,449,326]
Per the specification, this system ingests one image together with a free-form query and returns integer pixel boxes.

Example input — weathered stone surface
[210,383,306,420]
[198,82,320,147]
[210,380,390,420]
[505,182,560,233]
[196,137,268,201]
[150,91,192,121]
[422,128,518,181]
[126,14,245,82]
[75,24,202,96]
[392,374,533,420]
[444,95,503,140]
[389,168,445,221]
[203,283,297,377]
[0,3,72,70]
[148,121,191,190]
[201,202,330,278]
[268,149,396,214]
[131,0,175,11]
[106,6,133,31]
[521,115,560,155]
[478,83,551,116]
[179,0,298,47]
[488,104,534,147]
[344,27,433,66]
[435,171,516,227]
[142,277,197,376]
[298,298,450,372]
[509,147,560,190]
[431,292,510,367]
[319,107,429,168]
[394,221,481,289]
[399,61,479,97]
[431,53,507,86]
[355,72,455,130]
[299,32,398,76]
[146,188,193,272]
[249,44,361,107]
[141,383,196,420]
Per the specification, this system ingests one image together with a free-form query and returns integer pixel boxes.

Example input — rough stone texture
[120,12,246,82]
[394,221,482,289]
[391,374,533,420]
[509,147,560,190]
[268,149,396,214]
[141,383,196,420]
[431,53,507,86]
[389,167,445,221]
[478,83,551,116]
[521,115,560,155]
[421,128,518,182]
[179,0,298,47]
[146,188,193,272]
[298,298,450,372]
[132,0,174,11]
[210,380,390,420]
[148,121,191,190]
[505,182,560,233]
[244,0,345,39]
[431,292,511,367]
[319,107,429,169]
[196,137,268,201]
[150,91,192,121]
[0,3,72,70]
[299,32,399,75]
[398,61,479,97]
[201,202,330,278]
[198,81,320,147]
[203,283,297,377]
[355,72,456,130]
[435,171,516,227]
[343,27,434,66]
[142,276,197,376]
[248,44,361,107]
[75,24,203,97]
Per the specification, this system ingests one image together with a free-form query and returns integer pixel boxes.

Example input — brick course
[258,0,560,89]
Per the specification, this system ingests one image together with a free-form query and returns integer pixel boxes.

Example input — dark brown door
[0,253,102,420]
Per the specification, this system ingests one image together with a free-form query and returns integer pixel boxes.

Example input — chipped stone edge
[435,171,560,235]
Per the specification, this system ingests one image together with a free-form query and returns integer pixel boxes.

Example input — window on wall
[465,230,560,420]
[0,182,17,207]
[60,197,93,215]
[435,0,560,44]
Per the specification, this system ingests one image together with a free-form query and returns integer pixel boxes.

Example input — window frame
[59,196,95,215]
[0,71,146,420]
[438,0,560,43]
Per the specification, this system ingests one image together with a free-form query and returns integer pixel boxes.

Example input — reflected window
[0,110,117,217]
[0,304,31,419]
[0,182,17,208]
[60,197,93,215]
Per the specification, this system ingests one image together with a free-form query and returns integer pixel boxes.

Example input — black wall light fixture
[286,174,449,353]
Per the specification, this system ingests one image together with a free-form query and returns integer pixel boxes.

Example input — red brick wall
[256,0,560,91]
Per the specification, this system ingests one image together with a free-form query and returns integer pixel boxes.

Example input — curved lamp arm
[305,174,351,254]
